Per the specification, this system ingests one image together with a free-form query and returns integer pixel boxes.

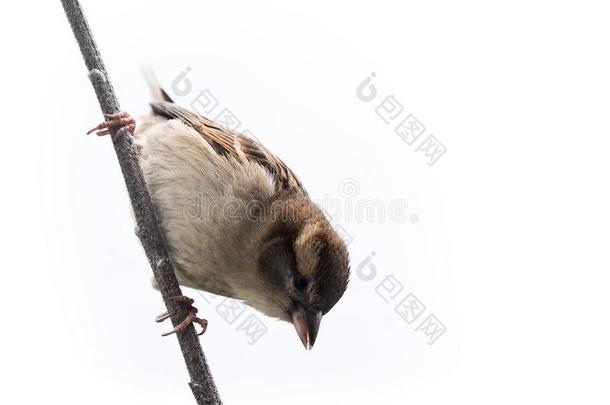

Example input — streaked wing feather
[150,101,303,192]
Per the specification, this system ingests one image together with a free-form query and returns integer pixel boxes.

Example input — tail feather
[142,67,174,103]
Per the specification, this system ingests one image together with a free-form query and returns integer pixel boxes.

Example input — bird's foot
[155,295,208,337]
[87,111,136,143]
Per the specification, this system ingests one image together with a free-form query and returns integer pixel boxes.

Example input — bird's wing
[150,100,304,193]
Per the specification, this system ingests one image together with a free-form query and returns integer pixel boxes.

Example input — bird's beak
[291,309,322,350]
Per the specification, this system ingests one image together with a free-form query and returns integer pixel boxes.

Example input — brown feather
[150,101,303,193]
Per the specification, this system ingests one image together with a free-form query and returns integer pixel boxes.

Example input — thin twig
[59,1,222,403]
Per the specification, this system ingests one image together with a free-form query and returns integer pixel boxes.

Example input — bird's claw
[155,295,208,337]
[87,111,136,143]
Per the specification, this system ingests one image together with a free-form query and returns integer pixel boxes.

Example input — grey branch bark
[59,1,222,404]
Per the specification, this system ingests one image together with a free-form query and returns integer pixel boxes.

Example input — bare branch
[59,1,222,403]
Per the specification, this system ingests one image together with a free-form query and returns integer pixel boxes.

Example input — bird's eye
[294,275,309,290]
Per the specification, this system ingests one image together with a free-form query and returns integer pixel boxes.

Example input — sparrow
[87,73,350,350]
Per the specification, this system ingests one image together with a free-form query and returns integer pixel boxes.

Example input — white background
[1,0,609,404]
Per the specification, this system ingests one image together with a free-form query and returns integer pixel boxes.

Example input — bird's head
[252,202,350,350]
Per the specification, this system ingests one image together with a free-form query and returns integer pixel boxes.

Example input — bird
[86,72,351,350]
